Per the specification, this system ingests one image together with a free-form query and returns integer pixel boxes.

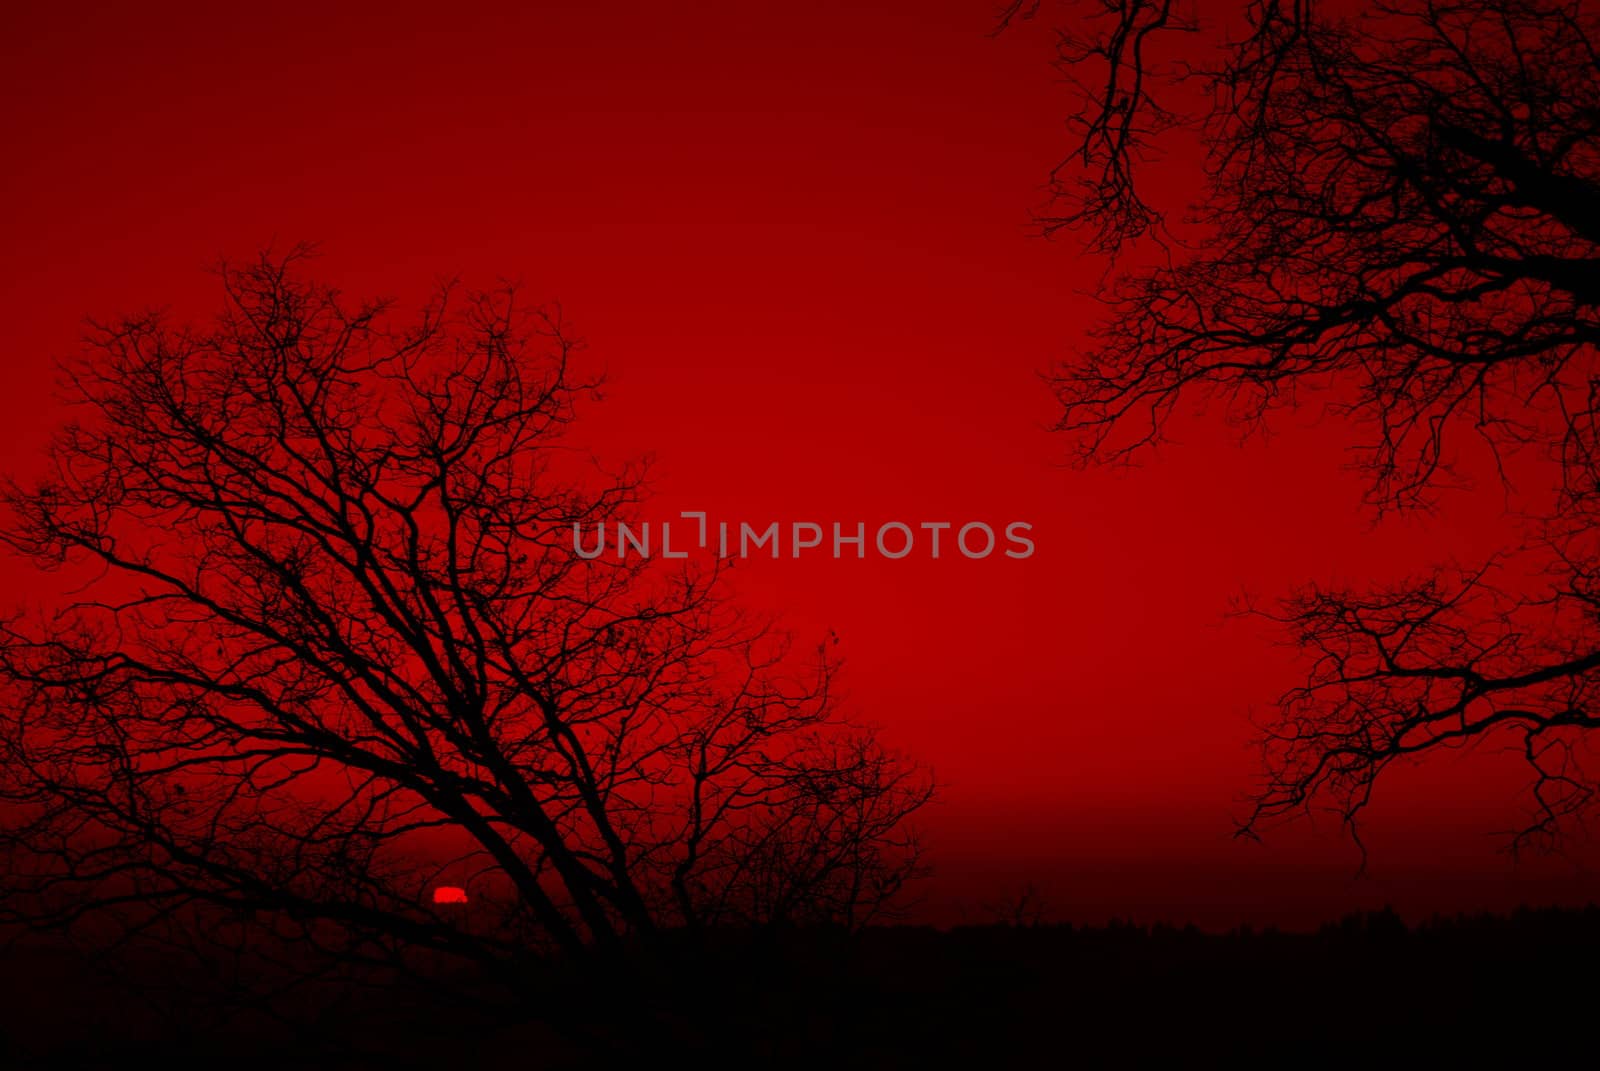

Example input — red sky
[3,0,1594,928]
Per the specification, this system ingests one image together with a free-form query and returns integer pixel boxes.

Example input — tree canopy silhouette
[0,250,929,993]
[1020,0,1600,849]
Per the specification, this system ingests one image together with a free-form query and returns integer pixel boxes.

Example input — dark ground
[3,906,1595,1067]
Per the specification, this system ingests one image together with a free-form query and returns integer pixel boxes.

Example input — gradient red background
[3,0,1593,928]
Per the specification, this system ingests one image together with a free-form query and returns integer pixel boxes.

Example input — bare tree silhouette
[1015,1,1600,850]
[0,249,929,1017]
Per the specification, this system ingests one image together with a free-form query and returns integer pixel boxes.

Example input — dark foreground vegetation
[4,905,1598,1068]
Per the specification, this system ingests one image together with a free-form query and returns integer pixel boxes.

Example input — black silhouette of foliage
[0,250,929,1004]
[1018,0,1600,849]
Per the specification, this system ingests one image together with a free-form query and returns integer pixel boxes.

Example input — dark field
[4,906,1594,1067]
